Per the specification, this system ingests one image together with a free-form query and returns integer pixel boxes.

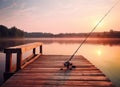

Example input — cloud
[0,0,29,20]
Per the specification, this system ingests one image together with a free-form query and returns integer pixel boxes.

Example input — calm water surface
[0,38,120,87]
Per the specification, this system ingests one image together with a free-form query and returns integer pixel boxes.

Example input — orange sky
[0,0,120,34]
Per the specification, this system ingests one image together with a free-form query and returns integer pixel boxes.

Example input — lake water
[0,38,120,87]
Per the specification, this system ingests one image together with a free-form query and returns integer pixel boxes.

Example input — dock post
[33,48,36,55]
[16,50,22,71]
[40,45,42,54]
[4,51,14,81]
[5,52,12,72]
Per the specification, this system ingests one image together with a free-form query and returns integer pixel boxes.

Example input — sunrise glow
[0,0,120,33]
[93,20,106,29]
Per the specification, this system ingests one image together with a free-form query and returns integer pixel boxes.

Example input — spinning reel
[60,61,76,70]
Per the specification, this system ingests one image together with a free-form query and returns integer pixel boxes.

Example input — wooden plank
[2,80,113,87]
[9,75,109,81]
[2,55,115,87]
[21,54,41,69]
[22,68,100,72]
[32,60,89,64]
[34,55,87,61]
[14,72,105,76]
[18,69,101,73]
[9,42,42,53]
[0,84,114,87]
[1,85,114,87]
[27,64,94,67]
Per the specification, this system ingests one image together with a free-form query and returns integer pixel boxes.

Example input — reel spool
[60,61,76,70]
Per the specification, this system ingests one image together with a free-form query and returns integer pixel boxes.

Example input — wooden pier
[2,42,115,87]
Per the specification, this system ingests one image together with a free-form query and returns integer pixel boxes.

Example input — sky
[0,0,120,34]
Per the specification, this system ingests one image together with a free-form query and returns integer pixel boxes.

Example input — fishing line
[67,0,120,62]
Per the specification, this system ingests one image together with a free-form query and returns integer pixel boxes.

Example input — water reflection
[0,38,120,51]
[96,49,102,56]
[0,53,5,86]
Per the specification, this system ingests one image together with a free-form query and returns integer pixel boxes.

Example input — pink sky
[0,0,120,34]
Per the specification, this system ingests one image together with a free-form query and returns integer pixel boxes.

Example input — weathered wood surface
[2,55,115,87]
[4,42,42,53]
[3,42,42,75]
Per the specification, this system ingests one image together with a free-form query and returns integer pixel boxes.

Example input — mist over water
[0,38,120,87]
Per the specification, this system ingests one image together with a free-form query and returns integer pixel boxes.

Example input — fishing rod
[61,0,120,70]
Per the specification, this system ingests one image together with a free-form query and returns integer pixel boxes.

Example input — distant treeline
[25,30,120,38]
[0,25,24,38]
[0,25,120,38]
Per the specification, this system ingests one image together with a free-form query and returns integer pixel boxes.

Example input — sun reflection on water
[97,49,102,56]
